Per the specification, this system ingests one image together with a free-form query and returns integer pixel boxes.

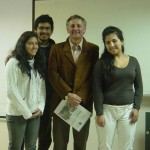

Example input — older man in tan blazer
[48,15,99,150]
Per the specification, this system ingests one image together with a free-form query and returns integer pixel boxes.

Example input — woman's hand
[96,115,105,127]
[30,108,42,119]
[129,109,139,124]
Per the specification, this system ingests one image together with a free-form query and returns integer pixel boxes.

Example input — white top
[5,58,46,119]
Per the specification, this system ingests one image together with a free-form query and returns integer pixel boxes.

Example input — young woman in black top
[93,26,143,150]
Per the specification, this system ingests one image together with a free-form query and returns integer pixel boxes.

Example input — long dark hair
[101,26,124,81]
[5,31,45,79]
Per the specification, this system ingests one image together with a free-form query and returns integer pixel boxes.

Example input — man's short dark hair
[34,14,54,31]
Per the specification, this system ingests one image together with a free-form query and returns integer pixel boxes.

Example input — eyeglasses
[38,26,51,30]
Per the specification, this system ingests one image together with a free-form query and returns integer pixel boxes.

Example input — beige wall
[0,96,150,150]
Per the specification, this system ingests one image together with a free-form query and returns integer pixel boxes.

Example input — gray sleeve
[133,58,143,110]
[93,60,104,116]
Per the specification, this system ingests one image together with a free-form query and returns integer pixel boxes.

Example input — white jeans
[95,104,136,150]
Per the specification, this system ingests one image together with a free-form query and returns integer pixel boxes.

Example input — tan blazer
[48,38,99,113]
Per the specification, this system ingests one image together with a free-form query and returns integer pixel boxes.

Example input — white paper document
[54,100,92,132]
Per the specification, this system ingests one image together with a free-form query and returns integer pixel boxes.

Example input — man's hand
[67,93,82,107]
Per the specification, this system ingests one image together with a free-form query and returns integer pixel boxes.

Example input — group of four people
[5,14,143,150]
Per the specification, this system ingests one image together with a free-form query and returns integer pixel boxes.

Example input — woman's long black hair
[5,31,45,79]
[101,26,124,82]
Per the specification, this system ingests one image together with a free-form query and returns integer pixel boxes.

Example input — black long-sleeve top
[93,56,143,116]
[39,38,55,100]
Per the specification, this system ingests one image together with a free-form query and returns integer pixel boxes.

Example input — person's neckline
[114,55,130,69]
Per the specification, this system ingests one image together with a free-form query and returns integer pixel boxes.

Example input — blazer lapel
[77,39,89,65]
[63,40,75,65]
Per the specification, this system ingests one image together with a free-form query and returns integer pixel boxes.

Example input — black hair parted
[102,26,124,52]
[101,26,125,82]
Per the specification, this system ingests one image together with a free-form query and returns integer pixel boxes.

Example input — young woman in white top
[5,31,46,150]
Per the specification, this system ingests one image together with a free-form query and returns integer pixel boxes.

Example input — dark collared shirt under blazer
[48,37,99,114]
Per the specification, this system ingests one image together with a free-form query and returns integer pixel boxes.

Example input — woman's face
[25,37,38,59]
[104,33,123,56]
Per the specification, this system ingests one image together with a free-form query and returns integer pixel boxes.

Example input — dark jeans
[6,115,40,150]
[53,114,90,150]
[38,100,52,150]
[20,106,52,150]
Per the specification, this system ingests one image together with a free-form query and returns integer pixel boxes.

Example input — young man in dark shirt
[34,14,55,150]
